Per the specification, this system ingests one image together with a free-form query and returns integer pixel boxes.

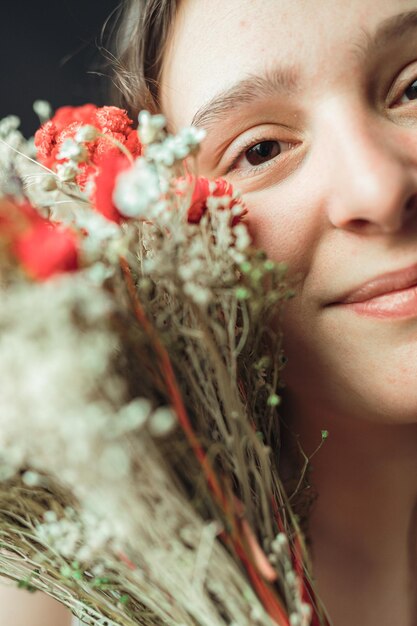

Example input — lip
[329,262,417,305]
[327,262,417,319]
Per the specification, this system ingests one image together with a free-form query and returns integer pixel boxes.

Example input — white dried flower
[0,118,25,184]
[110,398,152,436]
[22,470,41,486]
[146,140,177,167]
[249,605,265,623]
[44,510,58,523]
[57,138,87,163]
[75,125,99,143]
[113,159,164,218]
[178,125,206,150]
[285,570,297,586]
[300,602,313,625]
[33,100,52,123]
[271,532,289,555]
[146,128,206,166]
[0,115,20,137]
[289,613,302,626]
[56,161,79,182]
[233,223,252,251]
[138,110,166,144]
[99,444,130,479]
[36,508,116,561]
[183,282,211,306]
[148,406,177,437]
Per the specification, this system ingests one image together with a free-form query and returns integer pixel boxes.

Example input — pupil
[246,141,280,166]
[405,80,417,100]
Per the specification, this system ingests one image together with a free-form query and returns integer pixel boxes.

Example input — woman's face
[161,0,417,425]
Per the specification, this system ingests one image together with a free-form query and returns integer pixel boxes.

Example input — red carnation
[177,175,248,225]
[34,104,97,169]
[90,153,132,223]
[49,104,97,131]
[34,104,142,190]
[95,106,132,134]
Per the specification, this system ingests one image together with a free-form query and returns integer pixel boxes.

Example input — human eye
[224,133,297,177]
[388,61,417,107]
[398,76,417,104]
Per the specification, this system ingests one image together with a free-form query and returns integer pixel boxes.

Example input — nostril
[348,218,370,230]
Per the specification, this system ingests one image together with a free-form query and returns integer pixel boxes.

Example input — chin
[353,376,417,425]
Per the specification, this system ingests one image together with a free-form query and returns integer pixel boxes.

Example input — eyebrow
[358,9,417,55]
[191,9,417,133]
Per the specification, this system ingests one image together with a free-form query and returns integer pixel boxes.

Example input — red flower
[34,105,142,190]
[177,175,248,225]
[14,221,79,280]
[34,104,97,169]
[0,199,79,280]
[48,104,98,131]
[90,153,132,223]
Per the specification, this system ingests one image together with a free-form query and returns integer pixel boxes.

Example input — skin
[0,583,72,625]
[160,1,417,624]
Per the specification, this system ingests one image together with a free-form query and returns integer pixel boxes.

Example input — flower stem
[120,255,292,625]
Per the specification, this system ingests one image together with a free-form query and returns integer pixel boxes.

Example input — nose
[320,101,417,234]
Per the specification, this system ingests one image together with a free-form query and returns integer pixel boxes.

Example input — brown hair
[103,0,178,122]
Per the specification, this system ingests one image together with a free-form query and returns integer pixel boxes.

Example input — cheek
[243,185,321,273]
[242,183,331,392]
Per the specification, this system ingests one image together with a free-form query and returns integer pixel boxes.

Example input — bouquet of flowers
[0,102,332,626]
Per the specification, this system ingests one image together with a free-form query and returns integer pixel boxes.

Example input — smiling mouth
[328,263,417,319]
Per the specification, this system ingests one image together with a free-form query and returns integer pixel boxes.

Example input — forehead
[160,0,417,129]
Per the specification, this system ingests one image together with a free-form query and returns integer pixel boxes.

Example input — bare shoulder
[0,582,73,626]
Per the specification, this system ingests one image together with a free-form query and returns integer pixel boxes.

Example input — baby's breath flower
[99,444,130,479]
[112,398,152,435]
[146,140,177,167]
[44,510,58,523]
[138,110,166,144]
[289,613,302,626]
[56,161,79,182]
[57,138,87,163]
[146,127,207,166]
[33,100,52,123]
[285,570,297,586]
[183,282,212,305]
[300,602,313,625]
[113,159,164,218]
[233,223,252,251]
[177,126,206,151]
[75,125,99,143]
[0,115,20,137]
[271,532,289,556]
[22,470,41,486]
[249,605,265,623]
[147,406,177,437]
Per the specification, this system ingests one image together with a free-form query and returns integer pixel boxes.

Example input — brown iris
[245,141,281,166]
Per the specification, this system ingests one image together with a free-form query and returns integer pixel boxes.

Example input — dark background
[1,0,119,137]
